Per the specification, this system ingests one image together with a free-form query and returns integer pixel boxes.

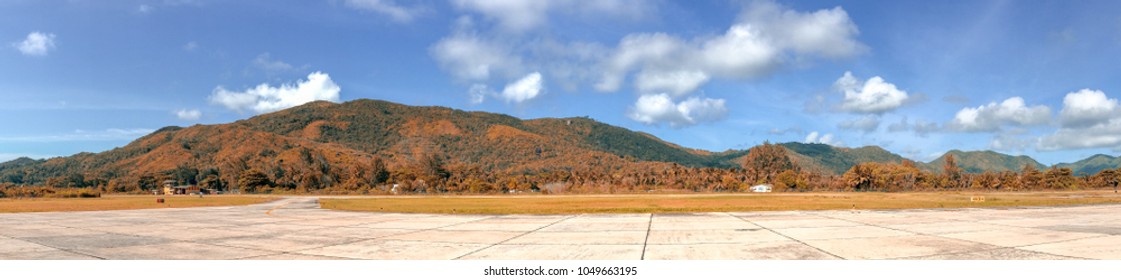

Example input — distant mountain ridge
[920,150,1046,174]
[1057,154,1121,176]
[776,144,1061,176]
[0,98,1119,188]
[779,142,905,175]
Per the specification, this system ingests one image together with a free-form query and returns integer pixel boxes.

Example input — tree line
[2,143,1120,197]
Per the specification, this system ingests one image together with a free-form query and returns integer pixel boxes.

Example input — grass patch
[320,191,1121,214]
[0,195,277,213]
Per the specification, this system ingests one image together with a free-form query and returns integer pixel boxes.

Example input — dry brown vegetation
[0,195,276,213]
[319,191,1121,214]
[2,100,1120,198]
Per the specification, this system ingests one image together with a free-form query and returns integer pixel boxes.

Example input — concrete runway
[3,197,1121,260]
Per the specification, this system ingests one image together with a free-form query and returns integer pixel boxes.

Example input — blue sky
[2,0,1121,165]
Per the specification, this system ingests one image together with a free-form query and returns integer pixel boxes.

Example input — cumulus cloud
[501,72,544,103]
[432,0,864,126]
[838,115,880,133]
[1038,89,1121,151]
[1059,89,1119,128]
[464,72,545,104]
[13,32,56,56]
[634,70,710,97]
[345,0,424,22]
[451,0,650,33]
[628,94,727,127]
[834,71,910,114]
[598,2,863,95]
[594,33,685,92]
[174,109,201,121]
[694,24,782,79]
[1038,120,1121,151]
[737,0,865,58]
[209,72,341,114]
[946,97,1051,132]
[429,30,521,81]
[804,131,842,146]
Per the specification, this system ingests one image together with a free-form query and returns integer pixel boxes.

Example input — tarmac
[3,197,1121,260]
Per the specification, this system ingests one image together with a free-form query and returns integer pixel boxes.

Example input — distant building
[750,184,772,193]
[162,180,201,195]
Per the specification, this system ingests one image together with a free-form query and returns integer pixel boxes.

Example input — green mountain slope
[779,142,906,175]
[1057,154,1121,176]
[921,150,1046,174]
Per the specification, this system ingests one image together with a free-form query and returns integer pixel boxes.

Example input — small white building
[750,184,772,193]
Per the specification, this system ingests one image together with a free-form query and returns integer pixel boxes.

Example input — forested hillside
[1,99,1119,196]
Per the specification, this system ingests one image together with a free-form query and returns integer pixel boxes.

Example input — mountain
[0,99,736,187]
[779,142,907,175]
[234,99,734,168]
[0,157,46,183]
[1,99,1119,190]
[1057,154,1121,176]
[920,150,1046,174]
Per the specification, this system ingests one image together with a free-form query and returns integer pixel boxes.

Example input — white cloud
[451,0,650,33]
[137,4,153,14]
[1059,89,1119,128]
[500,72,544,103]
[13,32,56,56]
[598,1,863,94]
[595,33,684,92]
[834,71,911,114]
[528,39,607,91]
[838,115,880,133]
[345,0,424,23]
[1038,89,1121,151]
[737,0,865,58]
[209,72,341,114]
[634,70,710,97]
[947,97,1051,132]
[174,109,201,121]
[628,94,727,127]
[467,83,492,104]
[1038,119,1121,151]
[433,0,863,123]
[695,24,781,79]
[804,131,842,146]
[252,53,294,73]
[452,0,548,33]
[429,31,521,81]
